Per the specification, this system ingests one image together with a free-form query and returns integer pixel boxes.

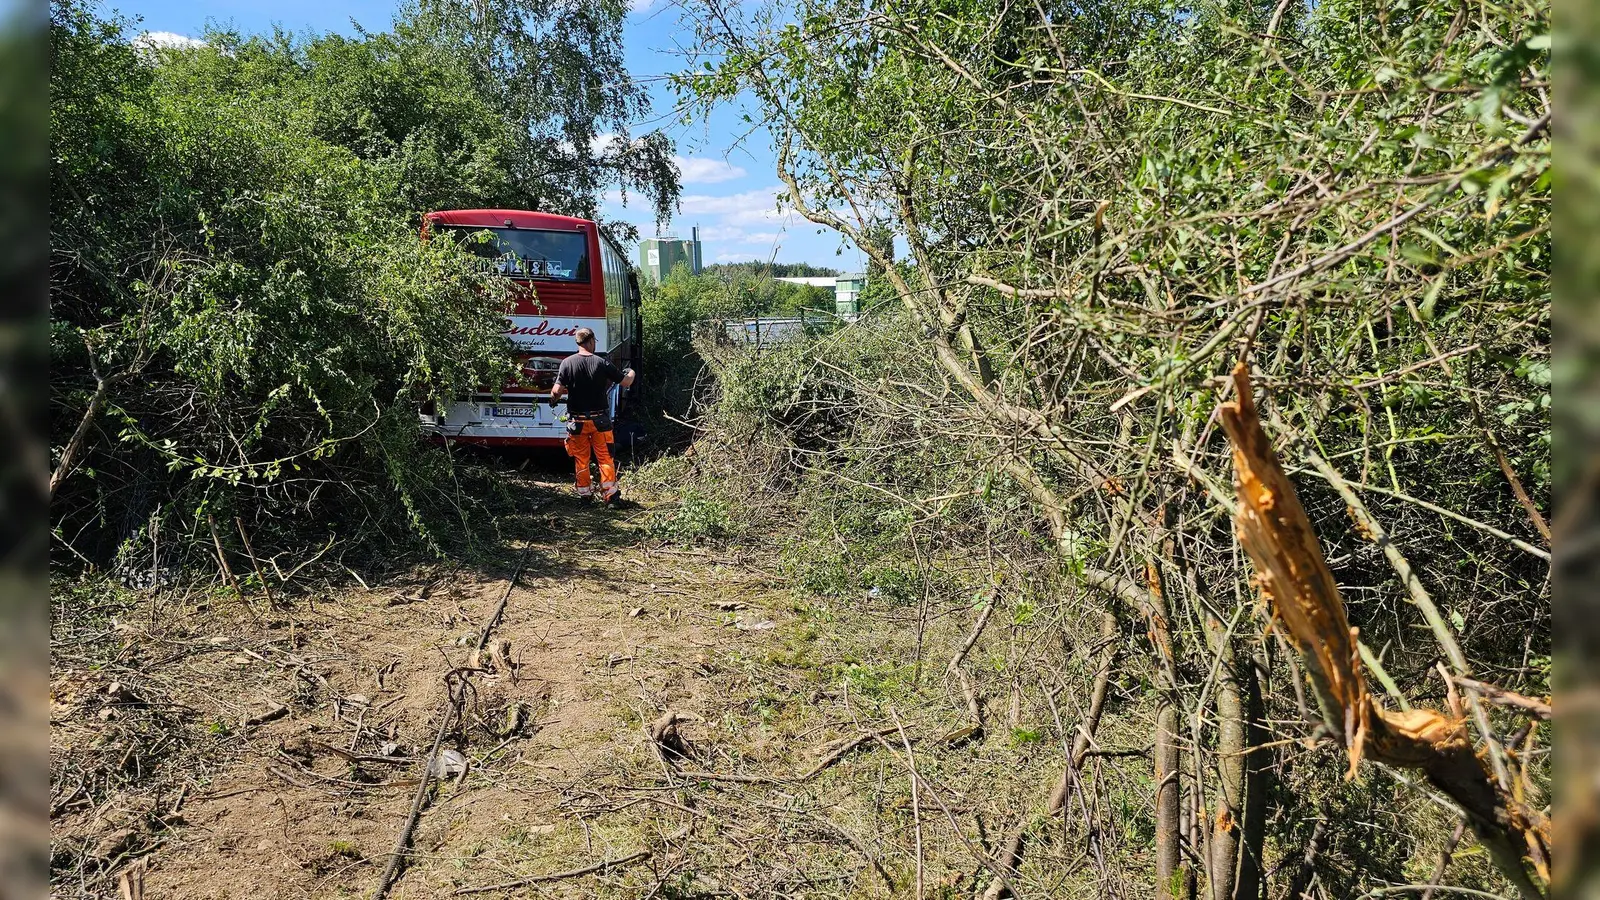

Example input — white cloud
[604,183,813,256]
[133,31,207,53]
[680,184,791,227]
[630,0,665,13]
[695,224,782,245]
[675,156,747,185]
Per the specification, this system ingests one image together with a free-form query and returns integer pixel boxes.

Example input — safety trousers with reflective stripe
[565,420,618,499]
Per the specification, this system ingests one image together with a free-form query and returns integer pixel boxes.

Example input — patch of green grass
[328,840,360,859]
[834,660,913,700]
[759,644,812,670]
[647,489,733,543]
[791,598,837,625]
[1008,726,1046,746]
[1011,596,1038,626]
[783,542,855,598]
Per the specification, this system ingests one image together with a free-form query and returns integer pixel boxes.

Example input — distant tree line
[701,260,841,280]
[634,262,837,436]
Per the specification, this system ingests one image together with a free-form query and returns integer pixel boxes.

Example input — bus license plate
[491,406,540,418]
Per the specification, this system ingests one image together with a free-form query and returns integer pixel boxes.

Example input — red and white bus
[419,209,641,447]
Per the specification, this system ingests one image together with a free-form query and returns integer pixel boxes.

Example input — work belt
[566,410,613,434]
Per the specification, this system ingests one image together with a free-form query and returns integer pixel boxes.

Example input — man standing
[550,327,635,504]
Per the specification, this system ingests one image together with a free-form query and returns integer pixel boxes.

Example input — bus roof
[425,209,593,230]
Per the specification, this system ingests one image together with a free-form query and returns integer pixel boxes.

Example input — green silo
[638,227,704,283]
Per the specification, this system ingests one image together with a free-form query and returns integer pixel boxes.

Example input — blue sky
[120,0,864,269]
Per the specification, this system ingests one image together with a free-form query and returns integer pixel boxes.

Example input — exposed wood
[1450,677,1550,720]
[1218,362,1550,900]
[117,859,145,900]
[649,709,699,763]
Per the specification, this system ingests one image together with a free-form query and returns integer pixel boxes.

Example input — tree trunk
[51,374,112,497]
[1155,701,1183,900]
[1236,656,1268,900]
[1205,612,1244,900]
[1148,561,1184,900]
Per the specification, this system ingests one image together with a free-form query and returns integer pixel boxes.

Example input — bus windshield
[438,226,590,282]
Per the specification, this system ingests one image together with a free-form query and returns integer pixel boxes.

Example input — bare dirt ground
[52,464,1135,899]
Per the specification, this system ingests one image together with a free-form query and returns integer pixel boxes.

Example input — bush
[647,489,734,543]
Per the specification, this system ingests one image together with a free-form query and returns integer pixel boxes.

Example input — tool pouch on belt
[567,413,613,434]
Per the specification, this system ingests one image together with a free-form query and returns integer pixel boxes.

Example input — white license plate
[490,405,541,418]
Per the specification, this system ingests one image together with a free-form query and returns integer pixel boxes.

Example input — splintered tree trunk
[1218,362,1549,900]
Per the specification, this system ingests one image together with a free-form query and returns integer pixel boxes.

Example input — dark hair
[574,327,595,346]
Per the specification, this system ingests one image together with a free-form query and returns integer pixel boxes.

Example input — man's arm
[605,361,635,389]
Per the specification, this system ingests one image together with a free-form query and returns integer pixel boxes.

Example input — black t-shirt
[554,353,624,415]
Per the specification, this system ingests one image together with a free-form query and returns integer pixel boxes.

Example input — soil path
[56,476,798,899]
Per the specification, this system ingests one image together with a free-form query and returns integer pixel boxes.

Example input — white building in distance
[776,273,867,317]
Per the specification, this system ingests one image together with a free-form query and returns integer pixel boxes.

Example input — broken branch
[1218,361,1549,900]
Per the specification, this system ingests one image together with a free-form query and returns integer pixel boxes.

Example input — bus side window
[601,237,626,354]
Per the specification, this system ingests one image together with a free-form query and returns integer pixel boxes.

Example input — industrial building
[776,272,869,318]
[637,228,703,283]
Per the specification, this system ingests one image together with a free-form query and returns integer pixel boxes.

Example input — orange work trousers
[564,420,617,499]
